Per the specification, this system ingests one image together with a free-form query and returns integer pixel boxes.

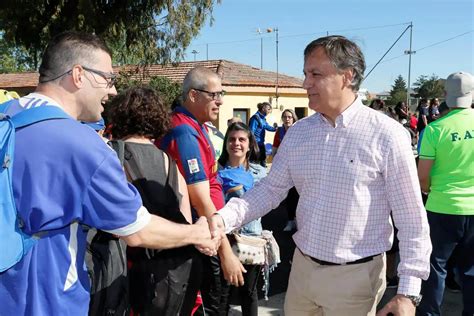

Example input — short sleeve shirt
[0,94,149,315]
[158,106,224,210]
[419,108,474,215]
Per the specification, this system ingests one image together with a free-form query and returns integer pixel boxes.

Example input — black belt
[309,254,379,266]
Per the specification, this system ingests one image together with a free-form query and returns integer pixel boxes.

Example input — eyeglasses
[38,66,117,88]
[82,66,117,88]
[194,88,226,100]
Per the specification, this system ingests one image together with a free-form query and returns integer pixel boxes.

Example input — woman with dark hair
[248,102,277,167]
[395,101,409,121]
[217,122,266,316]
[108,86,199,316]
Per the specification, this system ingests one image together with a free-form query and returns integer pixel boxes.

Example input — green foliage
[388,75,407,105]
[413,74,444,99]
[0,33,31,73]
[115,69,181,109]
[0,0,219,69]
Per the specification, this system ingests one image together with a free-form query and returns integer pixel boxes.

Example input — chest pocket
[340,152,381,185]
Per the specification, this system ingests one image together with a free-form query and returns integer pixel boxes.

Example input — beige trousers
[284,248,386,316]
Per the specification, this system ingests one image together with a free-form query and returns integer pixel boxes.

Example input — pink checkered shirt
[219,97,432,296]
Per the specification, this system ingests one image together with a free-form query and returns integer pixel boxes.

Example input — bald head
[182,66,221,102]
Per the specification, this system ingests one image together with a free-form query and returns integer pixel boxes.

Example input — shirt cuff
[397,275,422,296]
[219,208,234,234]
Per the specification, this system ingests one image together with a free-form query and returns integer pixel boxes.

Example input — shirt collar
[22,92,64,109]
[317,96,363,128]
[175,105,201,125]
[256,111,266,119]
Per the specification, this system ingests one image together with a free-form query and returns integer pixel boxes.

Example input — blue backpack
[0,100,70,272]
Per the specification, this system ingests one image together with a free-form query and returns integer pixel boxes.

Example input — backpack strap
[11,106,71,129]
[0,99,15,113]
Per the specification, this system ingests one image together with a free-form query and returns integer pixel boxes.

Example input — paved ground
[228,201,463,315]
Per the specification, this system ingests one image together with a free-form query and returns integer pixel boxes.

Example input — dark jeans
[194,254,230,316]
[418,211,474,316]
[257,143,267,167]
[227,264,261,316]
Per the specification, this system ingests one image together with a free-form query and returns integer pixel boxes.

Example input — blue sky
[184,0,473,93]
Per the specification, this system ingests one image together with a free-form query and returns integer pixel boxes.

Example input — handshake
[192,214,226,256]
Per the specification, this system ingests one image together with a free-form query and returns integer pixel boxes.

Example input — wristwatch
[401,294,422,306]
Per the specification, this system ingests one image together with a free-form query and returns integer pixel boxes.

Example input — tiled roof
[0,72,39,89]
[0,59,303,90]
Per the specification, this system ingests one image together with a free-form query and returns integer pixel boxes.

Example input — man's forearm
[122,215,205,249]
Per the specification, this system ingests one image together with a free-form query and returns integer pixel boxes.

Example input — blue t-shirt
[218,163,266,236]
[0,94,148,315]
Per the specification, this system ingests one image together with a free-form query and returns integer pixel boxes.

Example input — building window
[294,107,308,119]
[233,108,250,125]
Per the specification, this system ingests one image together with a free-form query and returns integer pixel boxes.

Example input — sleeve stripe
[418,154,435,159]
[103,205,151,236]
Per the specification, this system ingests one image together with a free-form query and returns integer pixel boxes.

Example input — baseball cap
[445,71,473,108]
[81,118,105,131]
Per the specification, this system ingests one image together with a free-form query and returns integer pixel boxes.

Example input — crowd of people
[0,30,473,316]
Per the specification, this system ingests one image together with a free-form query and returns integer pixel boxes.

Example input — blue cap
[81,118,105,131]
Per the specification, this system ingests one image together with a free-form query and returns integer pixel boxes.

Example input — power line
[364,25,411,80]
[192,22,411,47]
[366,30,473,68]
[415,30,473,52]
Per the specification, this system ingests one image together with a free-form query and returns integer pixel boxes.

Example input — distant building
[0,59,310,145]
[375,91,390,100]
[357,88,369,101]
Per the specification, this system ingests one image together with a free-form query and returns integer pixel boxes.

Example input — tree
[388,75,407,105]
[413,74,444,99]
[0,32,31,73]
[103,72,180,123]
[0,0,220,69]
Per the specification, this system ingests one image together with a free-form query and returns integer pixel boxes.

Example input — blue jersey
[0,94,148,315]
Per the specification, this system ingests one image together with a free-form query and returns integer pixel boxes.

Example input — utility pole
[266,27,279,106]
[275,27,279,106]
[257,27,279,106]
[405,22,416,109]
[256,28,263,69]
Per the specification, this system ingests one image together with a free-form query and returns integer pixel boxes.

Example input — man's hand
[220,250,247,287]
[377,294,415,316]
[193,216,220,256]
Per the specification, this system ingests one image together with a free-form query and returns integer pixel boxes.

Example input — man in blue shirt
[248,102,277,166]
[0,31,219,316]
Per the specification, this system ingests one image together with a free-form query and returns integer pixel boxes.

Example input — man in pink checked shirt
[210,35,432,316]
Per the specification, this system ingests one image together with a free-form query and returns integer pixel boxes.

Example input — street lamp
[404,22,416,109]
[191,49,199,61]
[267,28,279,106]
[257,27,279,105]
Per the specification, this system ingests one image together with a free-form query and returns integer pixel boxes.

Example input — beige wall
[217,86,312,145]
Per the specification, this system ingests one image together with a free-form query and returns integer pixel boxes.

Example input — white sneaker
[283,220,296,232]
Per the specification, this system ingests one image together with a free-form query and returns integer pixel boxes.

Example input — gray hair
[182,66,220,101]
[304,35,365,92]
[39,31,112,84]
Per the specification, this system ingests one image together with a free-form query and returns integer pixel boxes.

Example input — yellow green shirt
[419,109,474,215]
